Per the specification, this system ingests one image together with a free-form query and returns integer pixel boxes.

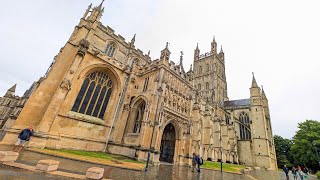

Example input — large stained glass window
[239,112,251,140]
[71,71,113,119]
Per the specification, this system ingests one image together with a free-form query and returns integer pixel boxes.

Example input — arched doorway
[160,123,176,163]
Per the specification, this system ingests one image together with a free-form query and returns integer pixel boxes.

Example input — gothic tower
[193,36,228,105]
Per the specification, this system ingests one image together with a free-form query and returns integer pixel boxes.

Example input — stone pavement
[0,145,317,180]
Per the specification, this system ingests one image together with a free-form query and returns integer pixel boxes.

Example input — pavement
[0,144,317,180]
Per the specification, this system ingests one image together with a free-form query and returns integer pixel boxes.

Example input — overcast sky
[0,0,319,139]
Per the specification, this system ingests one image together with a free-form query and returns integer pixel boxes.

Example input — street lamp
[145,87,163,172]
[214,114,223,173]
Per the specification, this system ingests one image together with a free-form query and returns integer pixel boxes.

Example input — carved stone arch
[77,63,121,93]
[126,96,148,133]
[70,64,121,121]
[130,95,149,109]
[161,118,182,140]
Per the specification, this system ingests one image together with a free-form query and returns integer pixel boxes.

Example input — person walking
[283,165,289,180]
[292,167,298,180]
[196,154,203,173]
[191,153,197,172]
[297,165,304,180]
[12,126,34,153]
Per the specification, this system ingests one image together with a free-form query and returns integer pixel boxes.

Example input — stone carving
[60,79,72,91]
[77,39,90,56]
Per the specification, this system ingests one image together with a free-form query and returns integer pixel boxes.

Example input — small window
[198,84,201,90]
[206,82,209,90]
[142,77,149,92]
[105,42,116,57]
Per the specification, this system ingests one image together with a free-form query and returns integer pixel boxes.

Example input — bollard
[86,167,104,180]
[36,159,59,172]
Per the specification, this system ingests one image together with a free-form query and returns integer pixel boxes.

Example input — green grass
[50,149,144,164]
[201,161,245,173]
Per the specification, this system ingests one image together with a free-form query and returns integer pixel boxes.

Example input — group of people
[192,153,203,173]
[283,164,309,180]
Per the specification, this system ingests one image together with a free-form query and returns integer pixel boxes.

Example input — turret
[250,73,261,98]
[211,36,217,54]
[4,84,16,97]
[194,43,200,61]
[88,0,105,22]
[160,42,171,61]
[219,46,224,61]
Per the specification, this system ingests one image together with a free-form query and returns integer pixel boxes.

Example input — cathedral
[0,1,277,169]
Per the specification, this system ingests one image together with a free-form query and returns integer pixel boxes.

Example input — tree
[274,135,293,168]
[290,120,320,171]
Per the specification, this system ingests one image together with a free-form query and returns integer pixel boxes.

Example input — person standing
[283,165,289,180]
[12,126,34,153]
[292,167,298,180]
[191,153,197,172]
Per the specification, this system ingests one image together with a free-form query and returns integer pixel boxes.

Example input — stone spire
[251,72,259,88]
[8,84,16,92]
[97,0,105,10]
[179,51,185,73]
[261,85,268,100]
[4,84,16,97]
[130,34,136,47]
[211,35,217,54]
[194,43,200,61]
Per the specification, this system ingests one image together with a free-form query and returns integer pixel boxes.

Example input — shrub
[316,171,320,180]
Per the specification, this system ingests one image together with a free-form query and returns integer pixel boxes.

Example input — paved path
[0,145,317,180]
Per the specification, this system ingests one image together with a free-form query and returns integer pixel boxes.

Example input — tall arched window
[239,112,251,140]
[199,66,202,74]
[105,42,116,57]
[71,71,113,119]
[133,102,146,133]
[206,82,209,90]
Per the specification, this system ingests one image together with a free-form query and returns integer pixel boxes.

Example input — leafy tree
[274,135,293,168]
[290,120,320,171]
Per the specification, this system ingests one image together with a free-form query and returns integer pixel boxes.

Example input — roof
[224,99,251,108]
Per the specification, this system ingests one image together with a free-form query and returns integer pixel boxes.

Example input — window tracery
[71,71,113,119]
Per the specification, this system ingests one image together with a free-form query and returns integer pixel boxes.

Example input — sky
[0,0,319,139]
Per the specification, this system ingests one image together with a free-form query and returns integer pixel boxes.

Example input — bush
[316,171,320,180]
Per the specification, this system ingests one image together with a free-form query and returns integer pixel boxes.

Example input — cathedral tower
[193,36,228,104]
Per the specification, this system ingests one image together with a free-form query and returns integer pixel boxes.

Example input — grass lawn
[201,161,245,173]
[54,149,144,164]
[29,148,145,170]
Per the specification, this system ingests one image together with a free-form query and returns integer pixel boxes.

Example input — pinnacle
[251,72,259,88]
[8,84,16,92]
[261,86,268,100]
[97,0,105,10]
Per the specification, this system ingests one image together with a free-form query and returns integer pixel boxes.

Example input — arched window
[199,66,202,74]
[133,102,146,133]
[225,114,230,125]
[198,84,201,90]
[206,64,210,72]
[105,42,116,57]
[206,82,209,90]
[71,71,113,119]
[239,112,251,140]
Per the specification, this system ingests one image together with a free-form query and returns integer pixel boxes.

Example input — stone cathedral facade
[1,2,277,169]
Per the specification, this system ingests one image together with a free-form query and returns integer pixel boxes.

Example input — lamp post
[219,117,223,173]
[145,87,162,172]
[214,114,223,173]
